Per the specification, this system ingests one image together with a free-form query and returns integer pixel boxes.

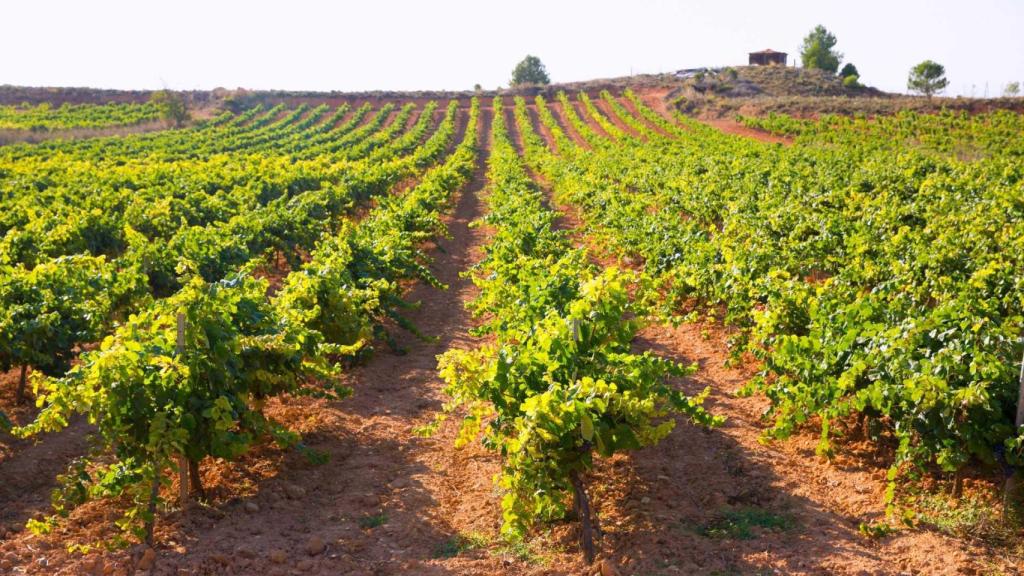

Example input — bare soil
[617,95,673,139]
[635,89,678,123]
[573,100,614,142]
[698,118,793,145]
[550,100,592,150]
[593,99,641,139]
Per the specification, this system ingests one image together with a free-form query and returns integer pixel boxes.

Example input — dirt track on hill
[699,118,793,145]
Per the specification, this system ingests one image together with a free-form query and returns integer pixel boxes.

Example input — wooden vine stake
[1005,343,1024,511]
[176,313,190,511]
[144,467,160,545]
[15,365,27,405]
[570,469,595,564]
[568,320,597,564]
[1017,343,1024,443]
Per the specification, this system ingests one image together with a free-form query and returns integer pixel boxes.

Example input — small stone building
[749,49,787,66]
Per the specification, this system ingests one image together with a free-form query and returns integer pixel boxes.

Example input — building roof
[749,48,787,55]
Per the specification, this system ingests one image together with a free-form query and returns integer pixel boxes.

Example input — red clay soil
[610,96,667,139]
[700,118,793,145]
[609,322,1013,575]
[631,86,791,145]
[527,104,561,155]
[573,100,614,142]
[634,89,677,124]
[549,100,591,150]
[593,99,641,140]
[503,105,546,190]
[320,102,371,133]
[339,102,380,133]
[373,107,402,137]
[0,368,96,552]
[616,95,673,139]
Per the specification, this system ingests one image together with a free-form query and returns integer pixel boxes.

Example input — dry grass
[665,66,1024,119]
[685,93,1024,119]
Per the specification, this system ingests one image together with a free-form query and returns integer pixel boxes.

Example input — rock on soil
[136,547,156,571]
[304,535,325,556]
[596,558,620,576]
[268,548,287,563]
[285,484,306,500]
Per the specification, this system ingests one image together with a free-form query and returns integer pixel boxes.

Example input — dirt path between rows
[594,98,641,140]
[573,100,614,142]
[635,89,677,124]
[506,101,1018,576]
[128,105,519,576]
[617,95,673,139]
[0,106,583,576]
[699,118,793,145]
[631,88,792,145]
[550,100,591,150]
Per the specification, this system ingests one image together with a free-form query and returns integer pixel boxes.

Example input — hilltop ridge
[3,66,1022,120]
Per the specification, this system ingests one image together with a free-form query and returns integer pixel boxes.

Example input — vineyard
[0,102,162,131]
[0,89,1022,576]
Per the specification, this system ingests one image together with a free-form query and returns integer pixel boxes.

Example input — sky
[3,0,1022,97]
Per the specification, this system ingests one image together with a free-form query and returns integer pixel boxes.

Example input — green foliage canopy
[839,63,859,79]
[800,25,842,73]
[510,55,550,86]
[907,60,949,97]
[150,90,190,127]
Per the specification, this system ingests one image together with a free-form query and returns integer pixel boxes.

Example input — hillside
[0,85,1022,575]
[4,66,1023,127]
[665,66,1024,117]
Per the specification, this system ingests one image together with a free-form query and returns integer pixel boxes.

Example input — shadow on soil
[605,334,884,575]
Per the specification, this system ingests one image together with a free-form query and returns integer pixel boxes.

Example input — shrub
[149,90,190,127]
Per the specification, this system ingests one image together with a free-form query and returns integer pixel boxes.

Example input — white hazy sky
[3,0,1022,97]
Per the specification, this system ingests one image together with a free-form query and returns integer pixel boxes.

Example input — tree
[510,55,550,87]
[839,63,859,79]
[1005,81,1021,97]
[150,90,190,127]
[907,60,949,97]
[800,25,842,73]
